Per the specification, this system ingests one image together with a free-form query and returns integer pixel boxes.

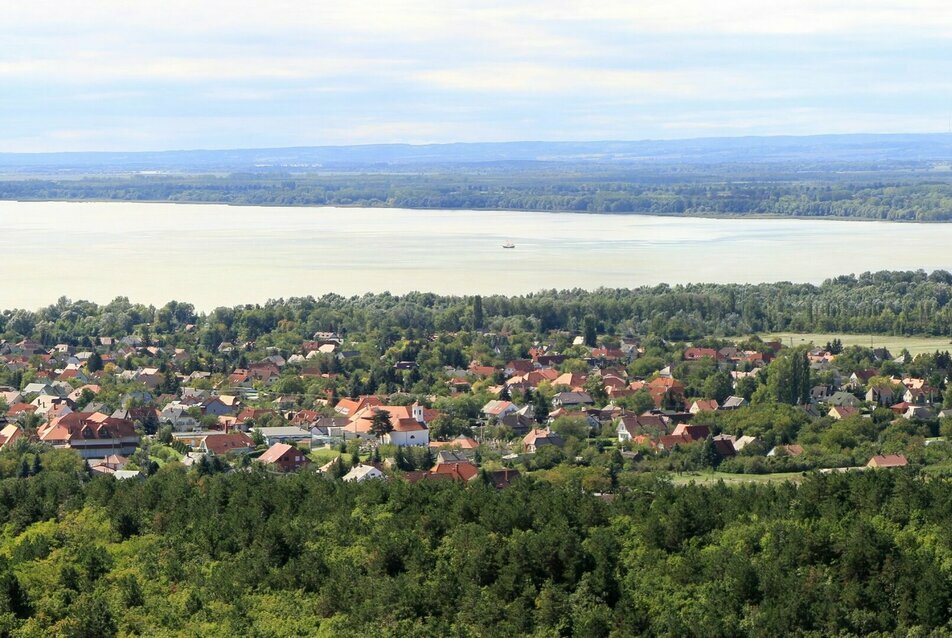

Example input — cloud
[1,1,951,151]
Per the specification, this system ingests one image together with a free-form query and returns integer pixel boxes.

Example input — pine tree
[369,409,393,439]
[472,295,484,330]
[583,315,598,347]
[87,351,103,373]
[534,391,549,425]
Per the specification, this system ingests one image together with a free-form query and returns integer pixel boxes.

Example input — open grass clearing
[670,471,807,486]
[760,332,952,356]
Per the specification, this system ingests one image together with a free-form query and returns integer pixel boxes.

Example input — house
[500,410,536,436]
[829,406,861,420]
[202,395,241,416]
[616,415,667,442]
[6,402,37,419]
[334,395,383,417]
[0,390,23,406]
[867,454,908,469]
[160,402,199,431]
[227,369,254,388]
[657,433,694,451]
[344,404,433,446]
[552,391,594,408]
[866,385,895,407]
[904,406,935,421]
[447,377,472,393]
[257,442,310,472]
[468,363,498,378]
[903,387,933,406]
[719,396,749,411]
[522,428,565,453]
[889,401,912,415]
[484,468,521,489]
[89,454,130,476]
[248,362,281,384]
[689,399,719,414]
[810,385,833,402]
[646,377,687,408]
[435,450,471,465]
[552,372,588,390]
[67,384,102,403]
[849,369,878,389]
[22,382,58,397]
[343,463,384,482]
[236,408,276,424]
[827,392,862,407]
[37,412,140,459]
[712,438,736,458]
[684,347,720,361]
[732,435,759,452]
[671,423,710,441]
[430,461,480,482]
[430,435,480,452]
[767,444,805,457]
[254,426,312,448]
[383,415,429,447]
[481,400,518,421]
[0,424,23,450]
[504,359,534,376]
[201,432,255,456]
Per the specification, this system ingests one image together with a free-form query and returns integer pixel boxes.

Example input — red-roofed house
[430,461,480,482]
[671,423,711,441]
[867,454,908,469]
[201,432,255,456]
[0,424,23,450]
[689,399,719,414]
[257,442,310,472]
[38,412,140,458]
[344,403,433,446]
[684,347,720,361]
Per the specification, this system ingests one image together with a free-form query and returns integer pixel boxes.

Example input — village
[1,319,949,487]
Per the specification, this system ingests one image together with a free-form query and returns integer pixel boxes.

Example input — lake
[2,201,951,310]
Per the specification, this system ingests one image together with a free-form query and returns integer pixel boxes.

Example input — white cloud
[1,0,950,150]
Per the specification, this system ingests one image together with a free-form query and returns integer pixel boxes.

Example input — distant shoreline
[1,197,942,224]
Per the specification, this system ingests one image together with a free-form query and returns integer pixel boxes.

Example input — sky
[2,0,951,152]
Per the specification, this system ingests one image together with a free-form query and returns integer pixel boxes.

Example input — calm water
[2,201,951,309]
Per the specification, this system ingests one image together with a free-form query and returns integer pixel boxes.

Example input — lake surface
[2,201,951,310]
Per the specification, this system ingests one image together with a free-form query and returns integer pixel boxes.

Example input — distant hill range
[2,133,951,173]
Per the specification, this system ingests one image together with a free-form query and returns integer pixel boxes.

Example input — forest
[4,270,952,347]
[0,447,948,636]
[2,165,952,221]
[0,271,951,635]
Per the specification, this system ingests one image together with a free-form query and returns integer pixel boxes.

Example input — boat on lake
[502,241,515,249]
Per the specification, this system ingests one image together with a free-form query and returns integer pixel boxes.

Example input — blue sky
[2,1,951,151]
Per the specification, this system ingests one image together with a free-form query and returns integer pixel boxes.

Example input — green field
[309,447,345,464]
[670,471,807,486]
[761,332,952,356]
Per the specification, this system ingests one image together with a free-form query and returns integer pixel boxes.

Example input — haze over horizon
[3,1,951,153]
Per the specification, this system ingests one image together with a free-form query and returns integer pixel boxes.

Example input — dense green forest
[0,446,948,636]
[3,167,952,220]
[4,270,952,346]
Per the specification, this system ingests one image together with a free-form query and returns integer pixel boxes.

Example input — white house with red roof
[38,411,140,458]
[343,403,435,446]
